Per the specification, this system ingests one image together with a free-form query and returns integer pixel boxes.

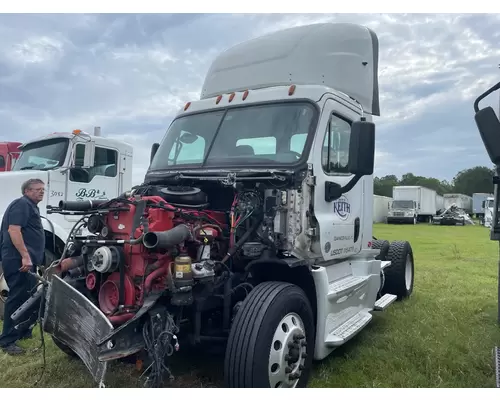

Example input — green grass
[1,223,500,388]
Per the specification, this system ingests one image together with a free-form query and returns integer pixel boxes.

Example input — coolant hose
[142,224,192,250]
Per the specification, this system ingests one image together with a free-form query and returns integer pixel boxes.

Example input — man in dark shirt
[0,178,45,355]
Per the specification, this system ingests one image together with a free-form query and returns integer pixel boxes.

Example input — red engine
[61,195,228,326]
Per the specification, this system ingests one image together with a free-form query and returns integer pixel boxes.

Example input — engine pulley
[90,246,123,273]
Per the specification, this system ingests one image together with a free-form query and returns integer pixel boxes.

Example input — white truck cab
[0,128,133,316]
[483,196,495,228]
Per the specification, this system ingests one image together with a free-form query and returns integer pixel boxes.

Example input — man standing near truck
[0,178,45,355]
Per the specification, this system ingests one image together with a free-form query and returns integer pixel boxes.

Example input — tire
[224,281,315,388]
[382,241,414,300]
[372,239,390,261]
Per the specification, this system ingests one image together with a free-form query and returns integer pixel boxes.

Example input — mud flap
[42,275,114,385]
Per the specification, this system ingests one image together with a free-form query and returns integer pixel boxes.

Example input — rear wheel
[224,281,315,388]
[382,241,414,300]
[372,239,390,261]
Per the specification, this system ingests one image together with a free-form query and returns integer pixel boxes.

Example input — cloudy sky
[0,12,498,185]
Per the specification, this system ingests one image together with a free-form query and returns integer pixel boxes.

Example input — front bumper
[42,276,161,385]
[42,275,114,385]
[387,216,414,223]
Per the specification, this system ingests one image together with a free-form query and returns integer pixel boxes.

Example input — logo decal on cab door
[333,195,351,221]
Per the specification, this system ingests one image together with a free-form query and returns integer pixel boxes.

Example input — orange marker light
[228,92,235,102]
[242,90,249,100]
[216,95,223,104]
[72,129,81,135]
[288,85,296,96]
[184,102,191,111]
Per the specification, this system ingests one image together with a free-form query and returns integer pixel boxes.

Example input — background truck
[482,195,494,228]
[0,127,133,318]
[387,185,437,224]
[20,22,416,389]
[473,192,493,220]
[443,193,473,215]
[0,141,22,172]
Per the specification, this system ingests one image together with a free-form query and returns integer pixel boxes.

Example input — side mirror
[474,106,500,165]
[348,119,375,176]
[150,143,160,165]
[70,142,94,169]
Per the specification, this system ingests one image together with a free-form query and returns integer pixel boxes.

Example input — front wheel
[224,281,315,388]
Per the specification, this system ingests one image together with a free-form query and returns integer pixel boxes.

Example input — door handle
[354,217,360,243]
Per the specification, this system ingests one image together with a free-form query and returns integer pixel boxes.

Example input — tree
[452,166,494,196]
[373,167,489,198]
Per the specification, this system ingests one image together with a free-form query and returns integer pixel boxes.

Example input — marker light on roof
[242,90,249,100]
[184,102,191,111]
[288,85,296,96]
[216,95,223,104]
[72,129,82,135]
[228,92,235,102]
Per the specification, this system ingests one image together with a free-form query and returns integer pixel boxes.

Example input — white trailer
[473,192,493,219]
[443,193,473,214]
[436,194,444,212]
[388,186,437,224]
[373,194,391,223]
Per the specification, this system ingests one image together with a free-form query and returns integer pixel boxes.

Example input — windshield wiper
[19,166,35,170]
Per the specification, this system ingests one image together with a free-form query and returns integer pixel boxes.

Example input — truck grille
[393,212,405,217]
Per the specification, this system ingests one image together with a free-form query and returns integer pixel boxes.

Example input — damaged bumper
[42,275,114,384]
[42,276,159,385]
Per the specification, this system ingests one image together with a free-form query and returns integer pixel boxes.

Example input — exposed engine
[45,180,300,387]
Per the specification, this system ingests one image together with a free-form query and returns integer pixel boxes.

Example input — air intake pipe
[58,200,109,211]
[143,224,192,250]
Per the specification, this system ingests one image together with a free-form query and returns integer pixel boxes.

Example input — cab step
[494,346,500,388]
[327,275,369,301]
[325,311,372,347]
[373,293,397,311]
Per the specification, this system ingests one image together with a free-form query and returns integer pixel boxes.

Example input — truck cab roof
[201,22,380,116]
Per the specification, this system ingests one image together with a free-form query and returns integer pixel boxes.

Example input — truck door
[313,99,365,261]
[65,143,120,222]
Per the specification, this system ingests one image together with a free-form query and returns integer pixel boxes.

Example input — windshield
[12,138,69,171]
[486,200,494,208]
[392,200,414,209]
[149,102,317,170]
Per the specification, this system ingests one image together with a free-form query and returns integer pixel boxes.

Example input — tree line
[374,166,495,198]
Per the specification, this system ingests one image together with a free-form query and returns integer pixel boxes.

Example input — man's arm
[7,225,30,259]
[6,200,31,270]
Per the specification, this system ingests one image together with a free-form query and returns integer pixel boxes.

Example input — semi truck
[12,22,416,389]
[473,192,493,220]
[0,141,22,172]
[443,193,473,215]
[0,127,133,318]
[387,185,437,224]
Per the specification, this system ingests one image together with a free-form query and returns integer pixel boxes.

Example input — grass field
[1,223,500,388]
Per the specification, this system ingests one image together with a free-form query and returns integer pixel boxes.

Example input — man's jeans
[0,258,38,348]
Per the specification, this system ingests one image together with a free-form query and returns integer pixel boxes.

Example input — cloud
[0,13,498,186]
